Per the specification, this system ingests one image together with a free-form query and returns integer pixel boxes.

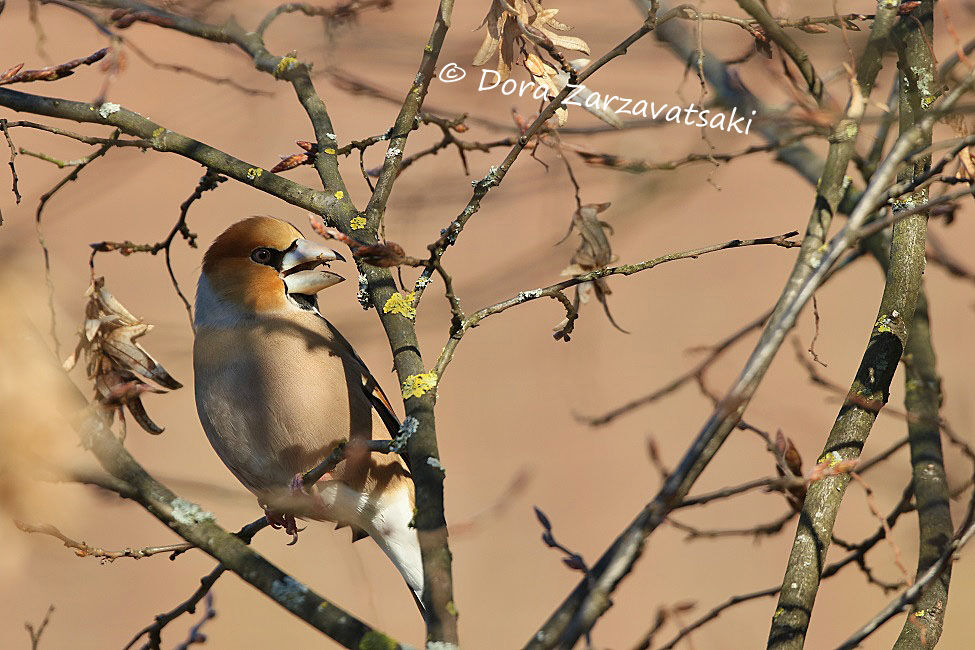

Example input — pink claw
[264,509,304,545]
[261,473,329,546]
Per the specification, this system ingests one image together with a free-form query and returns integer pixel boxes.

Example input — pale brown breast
[193,307,397,498]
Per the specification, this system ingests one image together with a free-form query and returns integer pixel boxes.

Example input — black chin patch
[290,293,318,311]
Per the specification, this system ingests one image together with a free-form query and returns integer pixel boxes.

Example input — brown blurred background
[2,1,974,648]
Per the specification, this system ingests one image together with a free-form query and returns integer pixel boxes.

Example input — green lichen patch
[358,630,398,650]
[402,372,437,399]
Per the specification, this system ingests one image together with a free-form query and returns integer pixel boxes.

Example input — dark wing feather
[317,316,413,471]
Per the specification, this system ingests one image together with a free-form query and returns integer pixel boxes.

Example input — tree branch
[768,5,941,646]
[527,32,975,650]
[0,87,334,213]
[435,230,800,379]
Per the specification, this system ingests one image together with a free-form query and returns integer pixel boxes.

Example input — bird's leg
[291,471,334,508]
[260,487,308,546]
[262,507,304,546]
[261,470,337,545]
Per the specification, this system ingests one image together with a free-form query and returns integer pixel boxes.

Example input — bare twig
[125,565,225,650]
[172,593,216,650]
[15,520,192,561]
[255,0,393,37]
[836,516,975,649]
[583,309,770,426]
[573,131,820,173]
[24,605,55,650]
[0,48,108,86]
[85,191,212,338]
[125,41,271,97]
[435,231,799,379]
[0,117,20,223]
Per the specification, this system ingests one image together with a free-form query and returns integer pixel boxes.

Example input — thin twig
[15,520,192,561]
[0,117,20,224]
[24,605,55,650]
[126,565,225,650]
[435,230,799,379]
[836,516,975,649]
[172,593,216,650]
[0,47,108,86]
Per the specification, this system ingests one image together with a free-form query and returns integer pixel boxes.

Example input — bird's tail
[318,474,425,614]
[367,479,425,611]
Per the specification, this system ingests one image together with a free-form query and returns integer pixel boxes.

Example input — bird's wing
[319,317,402,440]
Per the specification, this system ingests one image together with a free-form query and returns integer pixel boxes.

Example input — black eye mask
[250,241,294,269]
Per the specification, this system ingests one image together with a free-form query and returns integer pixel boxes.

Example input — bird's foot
[291,472,331,510]
[264,509,304,545]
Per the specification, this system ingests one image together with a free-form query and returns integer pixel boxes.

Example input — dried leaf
[354,241,408,267]
[64,277,181,435]
[551,59,623,128]
[472,0,590,81]
[558,203,627,334]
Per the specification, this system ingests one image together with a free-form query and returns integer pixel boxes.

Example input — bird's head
[200,216,345,314]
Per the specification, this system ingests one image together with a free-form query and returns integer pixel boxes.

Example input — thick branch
[837,516,975,649]
[0,88,334,213]
[527,33,975,650]
[890,290,952,648]
[78,407,405,649]
[768,5,939,647]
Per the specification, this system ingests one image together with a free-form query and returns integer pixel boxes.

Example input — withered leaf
[473,0,590,82]
[64,277,181,436]
[558,203,628,335]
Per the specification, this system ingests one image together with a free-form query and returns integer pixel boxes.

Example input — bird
[192,216,423,612]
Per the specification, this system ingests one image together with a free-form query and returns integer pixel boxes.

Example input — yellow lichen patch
[402,372,437,399]
[915,609,926,617]
[151,127,165,139]
[324,147,336,155]
[875,314,893,333]
[773,607,785,619]
[383,291,416,319]
[350,216,367,230]
[275,56,297,78]
[817,451,843,467]
[334,190,344,200]
[357,630,398,650]
[246,167,263,181]
[446,600,459,617]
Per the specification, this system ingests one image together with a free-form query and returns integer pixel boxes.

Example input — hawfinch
[192,216,423,610]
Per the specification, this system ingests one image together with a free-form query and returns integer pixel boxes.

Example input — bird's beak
[281,238,346,295]
[281,238,346,272]
[284,269,345,294]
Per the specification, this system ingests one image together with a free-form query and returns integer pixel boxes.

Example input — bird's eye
[251,247,274,265]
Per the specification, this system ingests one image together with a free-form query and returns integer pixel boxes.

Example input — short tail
[317,467,425,615]
[367,481,425,614]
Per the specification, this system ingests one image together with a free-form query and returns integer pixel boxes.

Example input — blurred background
[2,1,974,648]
